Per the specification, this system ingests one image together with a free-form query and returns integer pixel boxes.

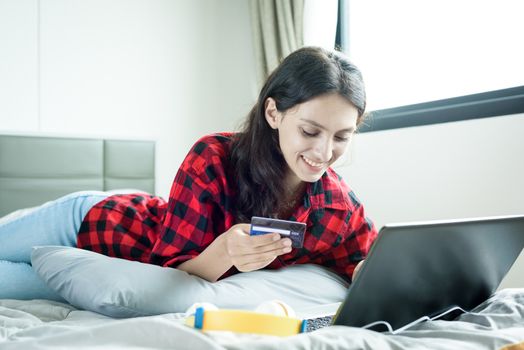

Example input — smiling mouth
[301,155,324,168]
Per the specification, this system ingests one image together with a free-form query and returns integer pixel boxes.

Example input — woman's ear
[264,97,280,129]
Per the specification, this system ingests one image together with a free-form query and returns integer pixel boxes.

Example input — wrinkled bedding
[1,289,524,350]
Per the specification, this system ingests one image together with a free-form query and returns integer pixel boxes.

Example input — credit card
[250,216,306,248]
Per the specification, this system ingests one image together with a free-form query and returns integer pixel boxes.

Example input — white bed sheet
[1,289,524,350]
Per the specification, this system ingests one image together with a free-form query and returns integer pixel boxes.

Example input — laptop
[301,214,524,333]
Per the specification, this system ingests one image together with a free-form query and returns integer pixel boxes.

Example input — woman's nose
[314,137,333,162]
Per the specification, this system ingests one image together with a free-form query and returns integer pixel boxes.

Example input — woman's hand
[223,223,292,272]
[176,223,292,282]
[352,259,365,281]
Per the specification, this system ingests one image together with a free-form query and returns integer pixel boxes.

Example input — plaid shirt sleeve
[287,171,378,282]
[328,201,377,280]
[296,206,377,282]
[149,135,230,267]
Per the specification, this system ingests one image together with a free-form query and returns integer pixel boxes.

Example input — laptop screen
[333,214,524,331]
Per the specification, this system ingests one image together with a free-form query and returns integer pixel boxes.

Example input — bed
[1,134,523,350]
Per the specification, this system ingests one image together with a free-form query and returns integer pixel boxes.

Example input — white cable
[363,306,469,334]
[362,320,393,333]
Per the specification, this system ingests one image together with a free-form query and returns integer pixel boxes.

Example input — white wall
[0,0,39,130]
[0,0,257,198]
[336,113,524,288]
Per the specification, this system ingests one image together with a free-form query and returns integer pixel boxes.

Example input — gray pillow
[31,246,348,318]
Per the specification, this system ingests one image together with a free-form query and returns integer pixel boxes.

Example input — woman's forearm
[176,234,233,282]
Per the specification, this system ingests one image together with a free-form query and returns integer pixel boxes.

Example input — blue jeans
[0,191,109,301]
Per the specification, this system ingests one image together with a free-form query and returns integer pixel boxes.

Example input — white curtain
[249,0,305,88]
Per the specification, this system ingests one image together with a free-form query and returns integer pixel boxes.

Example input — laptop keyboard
[304,315,334,332]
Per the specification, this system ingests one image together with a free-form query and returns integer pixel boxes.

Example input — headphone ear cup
[254,300,296,317]
[185,302,218,316]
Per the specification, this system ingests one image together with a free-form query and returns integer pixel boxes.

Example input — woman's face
[265,93,359,189]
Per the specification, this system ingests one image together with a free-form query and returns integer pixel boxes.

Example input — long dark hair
[229,46,367,222]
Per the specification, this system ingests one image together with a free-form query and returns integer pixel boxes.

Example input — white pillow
[31,246,348,318]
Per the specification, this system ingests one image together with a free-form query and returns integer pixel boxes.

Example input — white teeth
[302,155,323,168]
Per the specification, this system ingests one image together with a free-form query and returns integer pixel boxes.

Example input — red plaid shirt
[78,133,378,281]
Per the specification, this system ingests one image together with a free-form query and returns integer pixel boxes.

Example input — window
[338,0,524,131]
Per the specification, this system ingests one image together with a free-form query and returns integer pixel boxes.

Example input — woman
[0,47,377,300]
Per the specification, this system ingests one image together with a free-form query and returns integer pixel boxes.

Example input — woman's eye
[301,129,318,137]
[335,135,350,142]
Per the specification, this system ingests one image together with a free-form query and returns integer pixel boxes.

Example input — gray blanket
[1,289,523,350]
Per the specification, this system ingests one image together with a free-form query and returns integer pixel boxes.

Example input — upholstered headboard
[0,134,155,217]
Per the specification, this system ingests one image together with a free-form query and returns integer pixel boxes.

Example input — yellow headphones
[185,303,308,337]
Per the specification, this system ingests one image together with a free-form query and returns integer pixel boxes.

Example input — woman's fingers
[231,235,291,256]
[224,223,293,272]
[232,227,281,247]
[352,260,365,281]
[234,246,287,272]
[227,225,291,253]
[232,244,289,265]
